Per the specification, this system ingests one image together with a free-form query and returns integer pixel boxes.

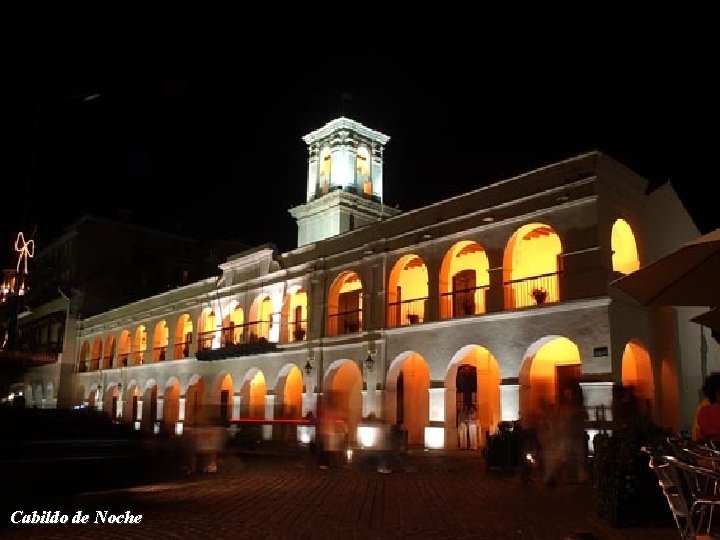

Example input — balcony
[328,309,362,337]
[387,297,427,328]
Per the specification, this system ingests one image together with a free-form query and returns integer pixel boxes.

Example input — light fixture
[421,233,432,240]
[117,382,122,391]
[482,215,495,223]
[304,359,313,375]
[365,354,375,371]
[556,193,570,203]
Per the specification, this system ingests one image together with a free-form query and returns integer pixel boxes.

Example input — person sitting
[694,373,720,444]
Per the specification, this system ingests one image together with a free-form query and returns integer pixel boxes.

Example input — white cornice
[302,117,390,145]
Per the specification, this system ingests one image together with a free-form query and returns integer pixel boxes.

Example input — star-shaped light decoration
[15,231,35,274]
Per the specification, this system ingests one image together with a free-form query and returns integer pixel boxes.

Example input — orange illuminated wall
[249,371,266,418]
[439,241,490,319]
[283,366,303,418]
[621,340,654,415]
[611,218,640,275]
[388,254,428,326]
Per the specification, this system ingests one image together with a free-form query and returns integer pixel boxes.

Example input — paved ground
[1,448,679,539]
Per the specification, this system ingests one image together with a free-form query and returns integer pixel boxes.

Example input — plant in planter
[293,328,306,341]
[531,287,547,305]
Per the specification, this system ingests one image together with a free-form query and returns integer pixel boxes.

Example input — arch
[174,313,193,359]
[248,295,273,341]
[118,330,131,367]
[319,145,331,193]
[327,271,363,336]
[611,218,640,275]
[387,254,429,327]
[122,382,141,425]
[386,352,430,446]
[103,335,115,369]
[163,377,182,434]
[185,375,206,426]
[141,379,159,433]
[210,372,235,424]
[518,336,581,427]
[152,320,169,362]
[132,325,147,365]
[444,345,502,449]
[503,223,562,309]
[221,303,244,346]
[197,308,216,351]
[240,368,266,419]
[274,364,304,442]
[323,359,363,444]
[282,287,307,343]
[621,339,655,417]
[90,337,102,371]
[102,382,122,419]
[78,340,90,372]
[356,145,372,195]
[439,240,490,319]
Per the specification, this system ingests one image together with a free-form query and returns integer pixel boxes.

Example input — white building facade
[23,117,720,450]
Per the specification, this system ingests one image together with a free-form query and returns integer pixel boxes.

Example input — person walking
[457,406,468,450]
[467,405,479,450]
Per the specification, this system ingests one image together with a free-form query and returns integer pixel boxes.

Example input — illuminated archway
[387,254,428,327]
[282,287,307,342]
[141,380,158,433]
[439,241,490,319]
[221,303,245,346]
[357,145,372,195]
[240,368,266,419]
[78,340,90,372]
[323,359,363,444]
[198,308,216,351]
[611,218,640,275]
[327,271,363,336]
[122,383,140,426]
[503,223,562,309]
[248,296,273,341]
[152,321,168,362]
[118,330,131,367]
[103,335,115,369]
[386,352,430,446]
[211,372,235,424]
[174,313,193,359]
[102,383,121,420]
[319,146,331,193]
[163,377,181,434]
[132,325,147,365]
[445,346,501,449]
[185,375,205,427]
[90,337,102,371]
[274,364,304,442]
[621,339,654,417]
[518,336,581,427]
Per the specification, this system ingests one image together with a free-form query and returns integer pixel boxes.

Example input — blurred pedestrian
[467,405,478,450]
[457,406,468,450]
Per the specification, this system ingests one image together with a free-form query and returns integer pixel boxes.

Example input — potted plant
[293,328,306,341]
[531,287,547,305]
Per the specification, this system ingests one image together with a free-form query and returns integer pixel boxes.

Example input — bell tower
[289,117,400,247]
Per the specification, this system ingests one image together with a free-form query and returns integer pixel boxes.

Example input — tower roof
[302,116,390,145]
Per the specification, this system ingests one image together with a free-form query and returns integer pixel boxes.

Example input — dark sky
[1,4,717,269]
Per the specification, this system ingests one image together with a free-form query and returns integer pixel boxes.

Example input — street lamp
[365,353,375,371]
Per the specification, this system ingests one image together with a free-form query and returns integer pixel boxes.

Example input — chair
[645,440,720,539]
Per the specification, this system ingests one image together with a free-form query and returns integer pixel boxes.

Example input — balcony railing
[440,285,488,319]
[328,309,362,336]
[152,346,166,362]
[288,319,307,342]
[387,297,427,328]
[117,353,129,367]
[503,271,561,309]
[174,340,191,359]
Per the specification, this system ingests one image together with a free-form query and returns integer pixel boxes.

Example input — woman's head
[702,373,720,403]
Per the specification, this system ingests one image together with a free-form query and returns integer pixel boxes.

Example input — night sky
[1,4,716,269]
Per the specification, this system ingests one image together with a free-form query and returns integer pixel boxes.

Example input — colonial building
[14,117,720,450]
